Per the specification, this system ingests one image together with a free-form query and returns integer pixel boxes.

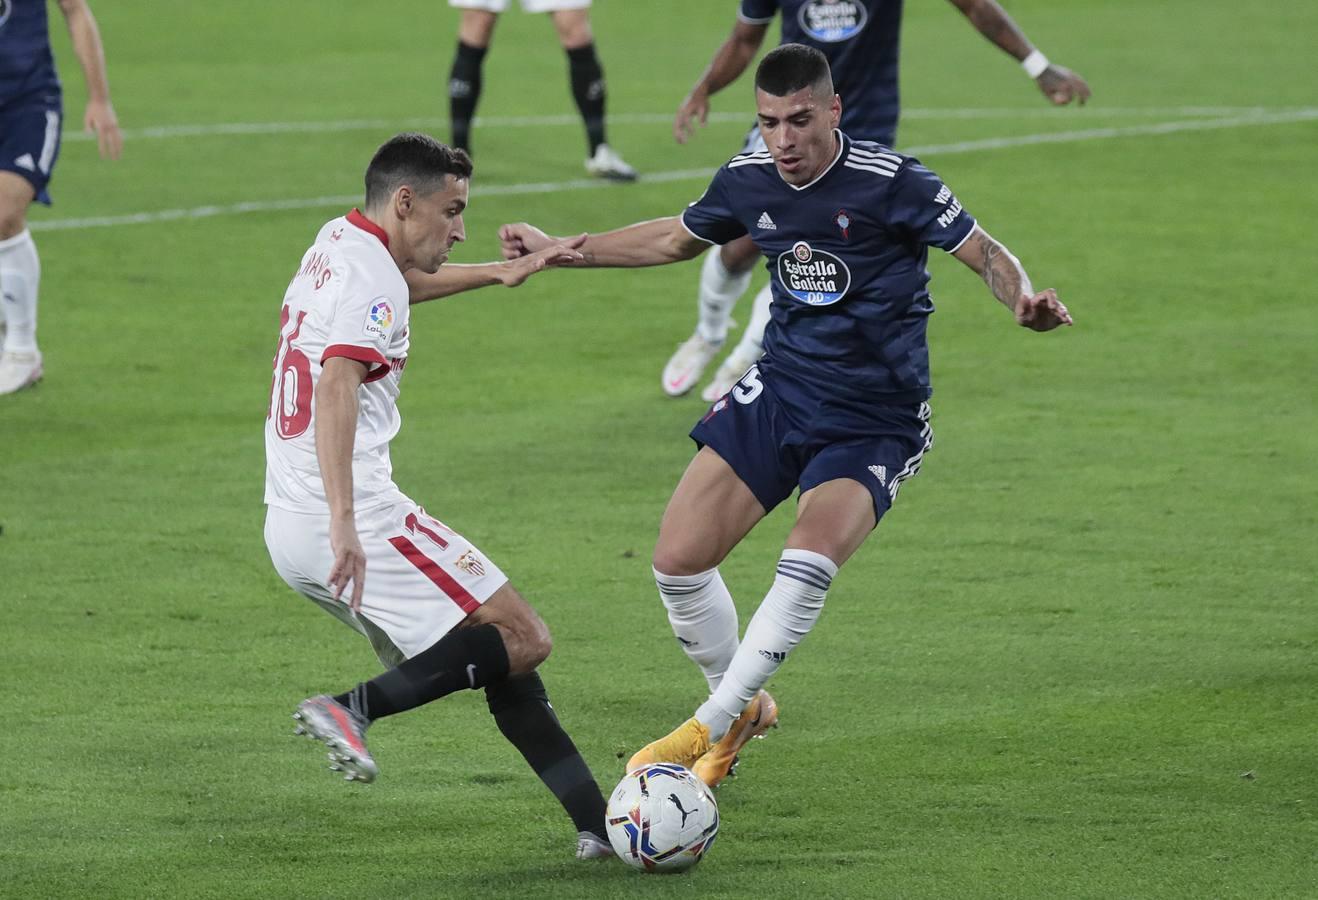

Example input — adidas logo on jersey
[757,211,777,231]
[868,464,887,485]
[13,153,35,172]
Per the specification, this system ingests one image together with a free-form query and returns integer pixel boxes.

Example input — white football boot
[0,350,42,395]
[662,333,724,397]
[575,831,614,860]
[585,144,638,182]
[700,345,763,402]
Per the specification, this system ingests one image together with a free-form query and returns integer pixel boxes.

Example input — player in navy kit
[499,45,1071,786]
[662,0,1090,403]
[0,0,121,395]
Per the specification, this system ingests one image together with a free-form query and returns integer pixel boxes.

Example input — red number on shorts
[405,512,450,550]
[270,304,313,439]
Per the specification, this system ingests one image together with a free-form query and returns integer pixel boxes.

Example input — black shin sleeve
[566,44,607,155]
[336,623,510,721]
[448,41,488,153]
[486,672,608,839]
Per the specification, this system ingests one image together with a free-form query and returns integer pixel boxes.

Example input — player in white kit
[264,133,612,859]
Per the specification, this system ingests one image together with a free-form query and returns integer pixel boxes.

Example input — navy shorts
[690,364,933,523]
[0,95,63,204]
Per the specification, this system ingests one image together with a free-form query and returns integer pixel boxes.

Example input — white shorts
[449,0,590,12]
[265,496,509,667]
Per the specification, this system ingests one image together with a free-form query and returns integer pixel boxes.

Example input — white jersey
[264,210,411,514]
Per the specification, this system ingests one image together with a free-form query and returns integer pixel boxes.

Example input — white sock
[696,248,751,344]
[729,282,772,361]
[0,229,41,354]
[655,567,739,692]
[696,549,837,740]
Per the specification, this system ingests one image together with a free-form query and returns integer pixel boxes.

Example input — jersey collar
[784,129,846,192]
[346,208,390,249]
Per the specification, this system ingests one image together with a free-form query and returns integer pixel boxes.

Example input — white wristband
[1022,50,1050,79]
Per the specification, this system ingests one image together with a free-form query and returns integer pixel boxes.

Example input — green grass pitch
[2,1,1316,896]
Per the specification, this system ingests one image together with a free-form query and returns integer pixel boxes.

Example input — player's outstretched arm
[945,0,1091,105]
[405,236,586,304]
[951,226,1073,331]
[674,19,770,144]
[500,217,707,269]
[56,0,123,160]
[316,357,370,608]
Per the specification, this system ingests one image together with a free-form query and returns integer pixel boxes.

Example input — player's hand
[1015,289,1073,332]
[1036,65,1091,106]
[499,234,587,286]
[328,516,367,610]
[498,223,556,260]
[84,98,123,160]
[674,91,711,144]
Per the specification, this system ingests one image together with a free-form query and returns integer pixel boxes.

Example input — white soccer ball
[605,763,720,873]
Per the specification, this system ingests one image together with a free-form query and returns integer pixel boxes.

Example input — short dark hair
[364,133,472,209]
[754,43,833,98]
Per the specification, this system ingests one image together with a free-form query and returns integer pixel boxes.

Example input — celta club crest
[834,210,851,240]
[799,0,869,43]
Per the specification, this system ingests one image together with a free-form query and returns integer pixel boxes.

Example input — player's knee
[529,616,552,666]
[510,607,553,668]
[552,11,593,49]
[652,546,712,579]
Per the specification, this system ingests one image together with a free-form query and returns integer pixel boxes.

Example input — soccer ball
[605,763,720,873]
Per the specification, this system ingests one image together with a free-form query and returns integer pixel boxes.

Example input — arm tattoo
[980,235,1030,310]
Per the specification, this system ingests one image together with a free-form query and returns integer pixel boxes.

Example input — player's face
[755,85,842,186]
[402,176,469,273]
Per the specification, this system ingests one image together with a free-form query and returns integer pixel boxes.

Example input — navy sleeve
[738,0,779,24]
[885,159,977,252]
[681,168,749,246]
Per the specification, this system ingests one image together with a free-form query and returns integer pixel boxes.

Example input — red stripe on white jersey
[322,343,391,382]
[387,536,481,614]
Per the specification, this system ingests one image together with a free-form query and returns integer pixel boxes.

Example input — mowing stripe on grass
[33,109,1318,233]
[54,106,1314,143]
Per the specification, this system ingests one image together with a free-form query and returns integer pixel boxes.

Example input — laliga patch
[798,0,868,43]
[777,241,851,306]
[364,298,394,341]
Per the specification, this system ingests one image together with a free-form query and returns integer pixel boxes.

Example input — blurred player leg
[701,281,771,402]
[0,172,42,395]
[448,8,499,154]
[548,7,637,181]
[662,237,756,397]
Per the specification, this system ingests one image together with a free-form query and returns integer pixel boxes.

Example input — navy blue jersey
[740,0,902,144]
[681,131,976,410]
[0,0,61,104]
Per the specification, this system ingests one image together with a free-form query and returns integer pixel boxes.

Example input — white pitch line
[32,109,1318,233]
[54,106,1312,142]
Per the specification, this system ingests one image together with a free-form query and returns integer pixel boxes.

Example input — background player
[499,45,1072,787]
[446,0,636,180]
[661,0,1090,402]
[264,133,614,859]
[0,0,121,395]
